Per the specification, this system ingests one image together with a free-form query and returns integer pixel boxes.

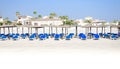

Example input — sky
[0,0,120,21]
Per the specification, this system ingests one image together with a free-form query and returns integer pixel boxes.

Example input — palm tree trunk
[37,28,38,34]
[65,27,66,36]
[62,27,63,34]
[35,28,36,34]
[51,26,53,34]
[43,27,45,33]
[75,26,78,37]
[17,27,18,33]
[110,26,112,34]
[56,27,57,34]
[22,27,24,34]
[85,27,87,34]
[28,27,30,34]
[8,27,10,34]
[12,27,13,34]
[8,27,10,40]
[0,28,1,34]
[3,27,5,34]
[67,28,68,35]
[118,27,120,33]
[35,28,37,34]
[101,27,103,33]
[35,28,38,39]
[118,23,120,33]
[104,27,106,34]
[49,26,50,34]
[31,28,32,34]
[90,27,92,39]
[96,27,98,34]
[90,27,92,33]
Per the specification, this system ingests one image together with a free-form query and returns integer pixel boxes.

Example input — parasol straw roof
[0,24,119,28]
[80,24,120,28]
[108,24,120,28]
[16,25,43,28]
[0,25,16,28]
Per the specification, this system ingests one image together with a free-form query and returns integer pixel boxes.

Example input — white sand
[0,27,120,69]
[0,38,120,69]
[0,38,120,53]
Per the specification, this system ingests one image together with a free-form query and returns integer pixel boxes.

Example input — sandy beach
[0,38,120,69]
[0,27,120,69]
[0,38,120,53]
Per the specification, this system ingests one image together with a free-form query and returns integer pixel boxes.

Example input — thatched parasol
[0,25,16,34]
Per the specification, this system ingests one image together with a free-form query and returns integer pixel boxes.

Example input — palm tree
[59,16,69,25]
[112,20,118,24]
[3,17,7,25]
[63,20,74,25]
[84,19,93,31]
[7,21,12,25]
[84,19,92,24]
[59,16,70,36]
[59,16,68,20]
[84,19,93,38]
[16,22,22,26]
[2,17,12,34]
[49,12,57,19]
[0,22,3,26]
[16,12,20,17]
[38,14,42,18]
[33,11,37,18]
[3,17,12,25]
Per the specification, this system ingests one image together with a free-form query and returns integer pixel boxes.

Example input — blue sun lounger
[69,33,74,38]
[50,33,55,38]
[60,33,64,38]
[99,33,103,37]
[1,35,8,40]
[103,34,110,38]
[0,34,4,39]
[12,34,19,40]
[25,33,29,37]
[39,35,46,40]
[21,34,27,39]
[44,33,49,39]
[93,34,100,40]
[118,32,120,37]
[65,33,74,40]
[29,34,36,40]
[54,34,60,40]
[81,34,87,40]
[79,33,84,39]
[78,33,87,40]
[66,35,71,40]
[110,34,118,40]
[38,34,46,40]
